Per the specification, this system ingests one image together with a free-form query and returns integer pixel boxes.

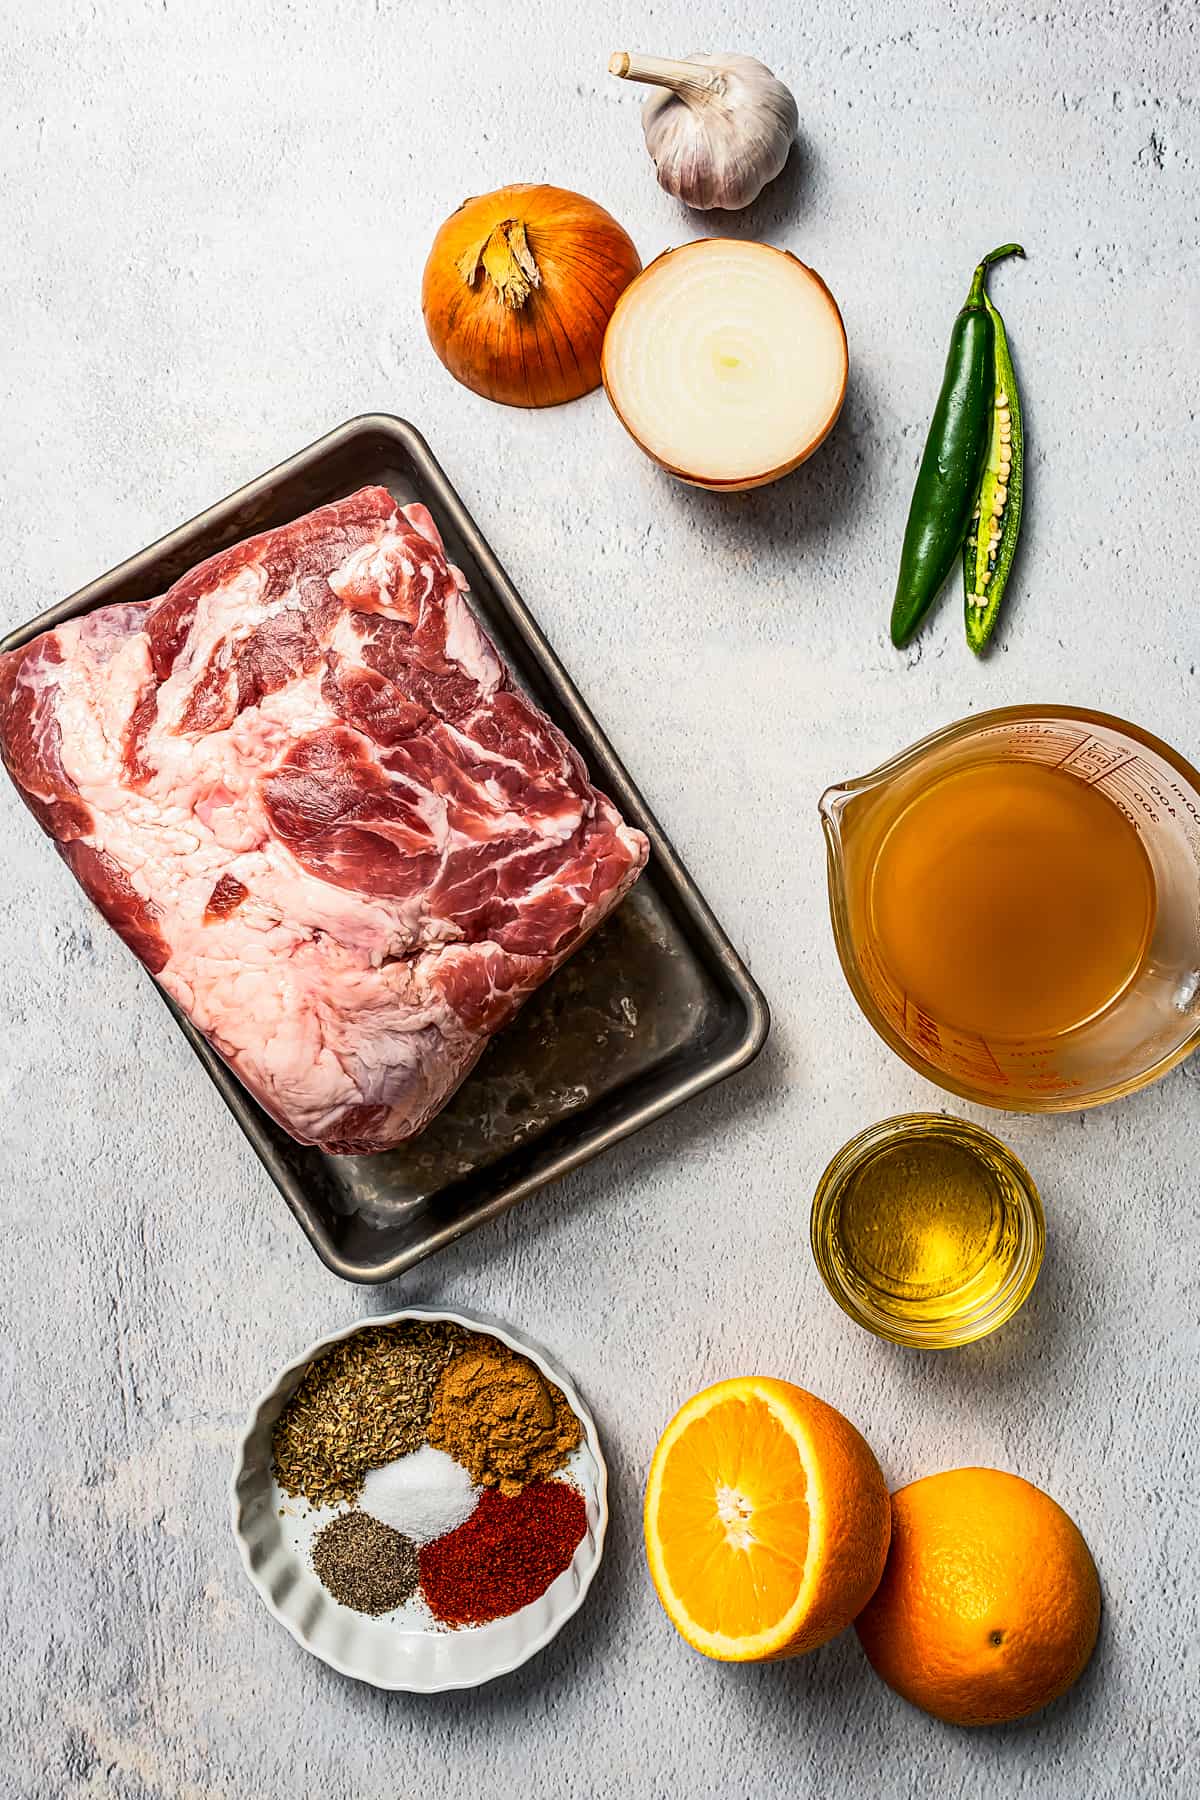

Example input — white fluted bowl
[231,1306,608,1690]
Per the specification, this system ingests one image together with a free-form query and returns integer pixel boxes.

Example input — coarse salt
[359,1444,478,1545]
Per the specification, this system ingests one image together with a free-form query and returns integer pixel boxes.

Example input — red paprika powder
[419,1479,587,1626]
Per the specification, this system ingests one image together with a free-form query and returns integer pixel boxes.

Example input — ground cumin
[426,1344,581,1495]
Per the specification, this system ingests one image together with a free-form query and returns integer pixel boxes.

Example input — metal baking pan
[2,415,769,1281]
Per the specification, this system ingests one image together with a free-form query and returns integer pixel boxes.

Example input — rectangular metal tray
[2,415,769,1281]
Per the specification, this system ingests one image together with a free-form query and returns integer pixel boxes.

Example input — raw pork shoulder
[0,487,648,1152]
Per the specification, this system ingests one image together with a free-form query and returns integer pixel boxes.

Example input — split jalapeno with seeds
[963,293,1023,652]
[890,244,1024,649]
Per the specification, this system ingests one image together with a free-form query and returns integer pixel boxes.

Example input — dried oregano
[272,1321,478,1508]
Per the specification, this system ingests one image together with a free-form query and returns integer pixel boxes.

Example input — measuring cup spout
[818,781,861,854]
[818,782,849,822]
[819,783,859,923]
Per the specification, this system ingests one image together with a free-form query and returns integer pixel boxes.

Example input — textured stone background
[2,2,1197,1796]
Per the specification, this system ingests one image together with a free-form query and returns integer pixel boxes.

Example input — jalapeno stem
[965,244,1025,309]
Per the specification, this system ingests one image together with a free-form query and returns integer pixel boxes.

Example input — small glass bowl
[810,1114,1045,1349]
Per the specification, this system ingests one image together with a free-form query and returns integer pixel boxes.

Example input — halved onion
[602,239,848,491]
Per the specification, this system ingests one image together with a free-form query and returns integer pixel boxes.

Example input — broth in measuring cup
[821,708,1200,1110]
[867,759,1156,1041]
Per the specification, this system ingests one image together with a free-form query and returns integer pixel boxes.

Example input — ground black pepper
[311,1511,420,1615]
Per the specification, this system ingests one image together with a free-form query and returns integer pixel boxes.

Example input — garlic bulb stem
[609,51,722,101]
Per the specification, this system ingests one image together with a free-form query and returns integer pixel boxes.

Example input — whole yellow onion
[422,184,641,408]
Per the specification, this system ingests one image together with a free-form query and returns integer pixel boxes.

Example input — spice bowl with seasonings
[232,1308,607,1691]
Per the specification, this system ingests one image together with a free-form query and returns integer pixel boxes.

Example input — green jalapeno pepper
[890,244,1024,648]
[963,292,1024,652]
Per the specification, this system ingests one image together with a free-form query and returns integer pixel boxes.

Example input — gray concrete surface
[2,2,1197,1796]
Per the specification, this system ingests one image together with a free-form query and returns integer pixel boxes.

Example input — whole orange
[855,1467,1100,1725]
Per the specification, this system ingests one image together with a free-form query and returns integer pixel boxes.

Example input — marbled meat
[0,487,648,1152]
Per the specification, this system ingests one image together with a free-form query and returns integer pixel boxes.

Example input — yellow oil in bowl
[810,1115,1044,1348]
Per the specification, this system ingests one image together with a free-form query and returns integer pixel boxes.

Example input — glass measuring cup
[820,706,1200,1110]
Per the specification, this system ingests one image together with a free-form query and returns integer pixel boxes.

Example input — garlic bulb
[609,51,798,212]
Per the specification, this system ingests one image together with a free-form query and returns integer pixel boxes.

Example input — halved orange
[643,1377,891,1661]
